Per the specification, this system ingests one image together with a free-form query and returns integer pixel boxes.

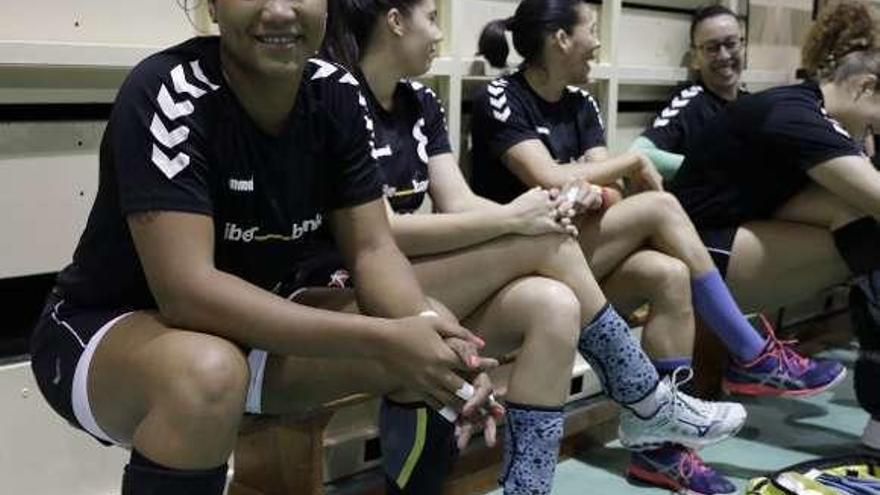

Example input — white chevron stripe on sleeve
[190,60,220,90]
[157,84,194,120]
[310,59,338,80]
[489,95,507,109]
[487,85,504,97]
[171,64,207,98]
[661,108,679,119]
[151,144,191,179]
[338,72,359,86]
[150,114,190,148]
[372,145,393,159]
[493,107,511,122]
[671,97,689,109]
[653,118,670,127]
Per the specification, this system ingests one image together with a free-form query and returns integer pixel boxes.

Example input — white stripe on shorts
[246,350,269,414]
[71,311,134,446]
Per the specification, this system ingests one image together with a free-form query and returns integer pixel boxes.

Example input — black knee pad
[121,450,227,495]
[851,288,880,418]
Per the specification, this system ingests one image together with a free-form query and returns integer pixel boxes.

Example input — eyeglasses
[696,37,744,56]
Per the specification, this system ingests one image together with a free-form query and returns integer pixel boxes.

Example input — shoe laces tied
[669,366,711,416]
[756,314,809,376]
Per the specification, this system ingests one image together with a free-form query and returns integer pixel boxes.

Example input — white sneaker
[862,418,880,450]
[619,367,747,451]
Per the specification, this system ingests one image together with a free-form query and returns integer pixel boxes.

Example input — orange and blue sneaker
[723,315,846,397]
[627,445,736,495]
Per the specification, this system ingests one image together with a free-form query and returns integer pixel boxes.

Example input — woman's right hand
[626,152,664,192]
[504,187,571,236]
[376,315,497,410]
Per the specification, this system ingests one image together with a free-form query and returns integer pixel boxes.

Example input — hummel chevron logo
[487,85,504,97]
[171,64,206,98]
[681,86,702,98]
[671,97,689,109]
[338,72,359,86]
[653,118,670,127]
[489,95,507,109]
[151,144,191,179]
[150,114,189,148]
[493,107,511,122]
[190,60,219,90]
[158,84,194,120]
[410,81,425,91]
[310,59,338,80]
[661,108,679,119]
[536,126,550,135]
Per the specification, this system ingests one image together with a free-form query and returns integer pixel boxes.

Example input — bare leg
[725,185,856,310]
[601,250,695,360]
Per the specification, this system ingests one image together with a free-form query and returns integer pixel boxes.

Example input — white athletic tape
[565,187,580,203]
[438,406,458,423]
[455,381,475,401]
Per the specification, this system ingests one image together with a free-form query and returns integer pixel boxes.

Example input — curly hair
[802,0,879,80]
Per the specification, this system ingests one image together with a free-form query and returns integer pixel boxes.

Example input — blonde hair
[802,0,880,82]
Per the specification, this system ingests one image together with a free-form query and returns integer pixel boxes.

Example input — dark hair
[689,5,738,45]
[802,0,880,83]
[477,0,590,69]
[322,0,421,70]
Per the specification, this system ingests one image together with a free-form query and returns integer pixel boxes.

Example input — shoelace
[668,366,712,416]
[678,448,712,481]
[756,314,810,377]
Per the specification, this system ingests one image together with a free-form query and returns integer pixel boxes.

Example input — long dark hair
[322,0,422,70]
[477,0,589,69]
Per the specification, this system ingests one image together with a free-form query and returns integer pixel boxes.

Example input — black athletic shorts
[698,227,739,278]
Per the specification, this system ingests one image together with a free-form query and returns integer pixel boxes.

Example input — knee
[644,191,690,225]
[172,336,250,415]
[640,253,691,296]
[518,279,581,347]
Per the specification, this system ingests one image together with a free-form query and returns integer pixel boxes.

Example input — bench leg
[692,318,728,400]
[229,413,334,495]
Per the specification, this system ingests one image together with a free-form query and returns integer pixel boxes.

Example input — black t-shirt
[642,82,743,154]
[55,37,384,308]
[363,78,452,214]
[470,72,606,204]
[670,81,864,227]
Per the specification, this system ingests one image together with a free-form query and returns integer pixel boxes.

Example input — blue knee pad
[577,304,659,405]
[499,404,563,495]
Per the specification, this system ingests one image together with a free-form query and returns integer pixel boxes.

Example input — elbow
[148,273,213,329]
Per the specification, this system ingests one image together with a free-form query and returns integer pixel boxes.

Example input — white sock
[628,379,669,418]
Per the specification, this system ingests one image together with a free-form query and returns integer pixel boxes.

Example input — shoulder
[117,37,224,113]
[401,79,446,113]
[652,84,707,126]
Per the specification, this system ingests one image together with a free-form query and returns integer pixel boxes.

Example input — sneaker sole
[722,368,847,398]
[627,464,735,495]
[619,415,746,452]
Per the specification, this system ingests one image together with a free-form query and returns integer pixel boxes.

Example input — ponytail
[478,18,512,68]
[320,0,421,70]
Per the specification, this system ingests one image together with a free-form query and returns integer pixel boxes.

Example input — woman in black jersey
[670,0,880,451]
[472,1,846,493]
[26,1,503,494]
[633,5,746,180]
[320,1,746,493]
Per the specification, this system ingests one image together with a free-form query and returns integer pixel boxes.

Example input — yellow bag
[745,454,880,494]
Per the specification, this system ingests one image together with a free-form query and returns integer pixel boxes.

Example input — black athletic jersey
[55,37,383,309]
[362,78,452,214]
[671,81,864,227]
[642,82,744,154]
[470,71,606,204]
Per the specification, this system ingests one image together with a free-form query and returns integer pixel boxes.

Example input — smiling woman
[26,1,498,494]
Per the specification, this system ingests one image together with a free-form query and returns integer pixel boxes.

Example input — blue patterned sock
[499,403,564,495]
[578,304,660,405]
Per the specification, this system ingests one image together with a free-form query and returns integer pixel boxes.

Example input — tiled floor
[486,348,870,494]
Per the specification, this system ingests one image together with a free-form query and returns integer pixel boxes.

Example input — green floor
[487,347,871,494]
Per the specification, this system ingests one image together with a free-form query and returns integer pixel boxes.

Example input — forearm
[350,234,433,317]
[391,207,514,256]
[159,269,386,358]
[630,136,684,180]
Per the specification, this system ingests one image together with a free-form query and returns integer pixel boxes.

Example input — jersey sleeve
[641,85,702,152]
[109,56,216,216]
[475,79,542,158]
[317,65,386,209]
[765,102,864,172]
[575,88,607,150]
[411,82,452,157]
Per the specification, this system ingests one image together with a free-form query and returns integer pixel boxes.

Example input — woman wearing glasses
[471,1,845,493]
[632,5,746,181]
